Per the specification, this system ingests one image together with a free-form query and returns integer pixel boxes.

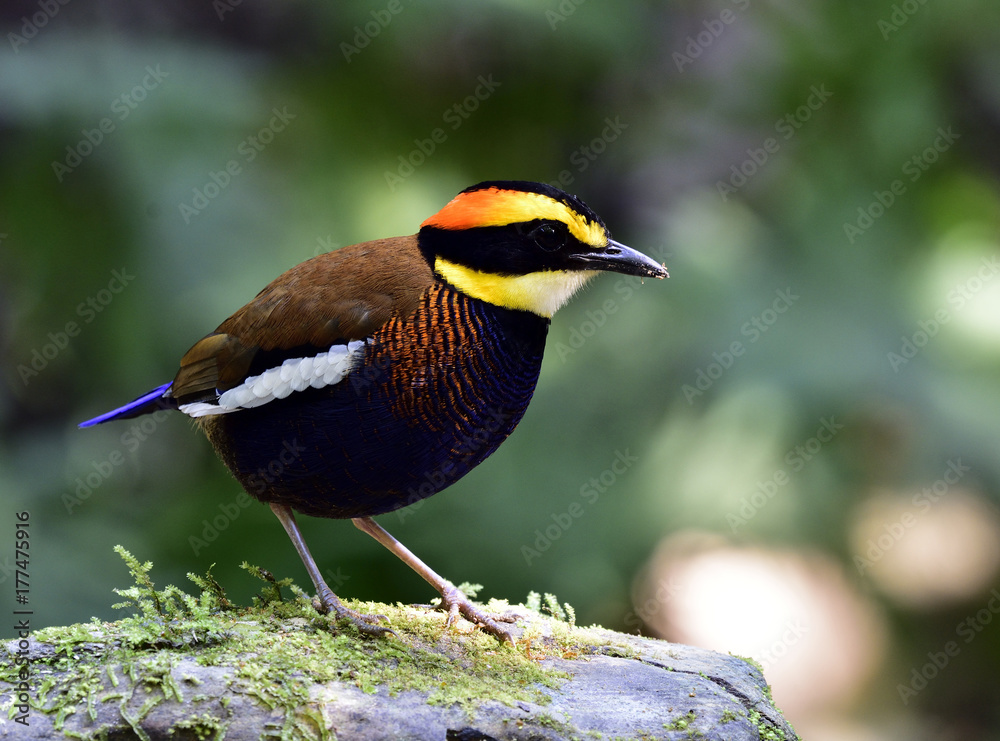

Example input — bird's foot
[348,517,516,643]
[435,584,517,645]
[313,589,394,638]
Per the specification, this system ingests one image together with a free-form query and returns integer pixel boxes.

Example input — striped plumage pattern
[202,283,548,518]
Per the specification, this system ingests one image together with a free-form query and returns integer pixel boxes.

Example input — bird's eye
[529,223,566,252]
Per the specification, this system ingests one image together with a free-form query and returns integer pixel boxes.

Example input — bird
[80,180,668,643]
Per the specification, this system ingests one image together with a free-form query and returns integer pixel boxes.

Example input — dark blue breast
[204,284,549,518]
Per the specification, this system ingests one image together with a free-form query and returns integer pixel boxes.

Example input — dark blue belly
[202,285,549,518]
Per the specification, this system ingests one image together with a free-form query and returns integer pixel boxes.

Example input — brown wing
[170,235,434,404]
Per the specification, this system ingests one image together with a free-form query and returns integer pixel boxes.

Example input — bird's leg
[269,503,393,637]
[352,516,516,645]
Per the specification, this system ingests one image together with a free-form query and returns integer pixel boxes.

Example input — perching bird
[81,181,668,643]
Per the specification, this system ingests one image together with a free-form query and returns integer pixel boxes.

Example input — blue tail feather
[79,382,175,428]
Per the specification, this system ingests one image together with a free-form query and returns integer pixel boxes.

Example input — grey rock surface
[1,604,797,740]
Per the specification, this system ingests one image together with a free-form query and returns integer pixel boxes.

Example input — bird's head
[418,181,668,318]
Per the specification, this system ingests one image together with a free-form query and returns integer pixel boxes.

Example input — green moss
[524,590,576,626]
[749,710,788,741]
[663,709,710,739]
[727,655,798,739]
[170,712,228,740]
[731,655,776,704]
[528,711,580,738]
[9,548,607,740]
[665,709,696,731]
[731,653,765,676]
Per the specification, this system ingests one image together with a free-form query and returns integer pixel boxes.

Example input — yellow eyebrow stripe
[421,187,608,248]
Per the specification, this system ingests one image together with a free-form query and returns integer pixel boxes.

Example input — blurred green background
[3,0,1000,737]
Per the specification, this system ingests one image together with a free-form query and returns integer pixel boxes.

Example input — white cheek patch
[179,340,366,418]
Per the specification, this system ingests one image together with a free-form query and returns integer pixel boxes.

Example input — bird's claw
[314,591,395,638]
[437,584,517,645]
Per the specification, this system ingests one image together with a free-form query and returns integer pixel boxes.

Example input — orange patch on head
[422,187,607,248]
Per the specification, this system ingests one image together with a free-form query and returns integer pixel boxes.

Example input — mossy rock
[0,552,797,740]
